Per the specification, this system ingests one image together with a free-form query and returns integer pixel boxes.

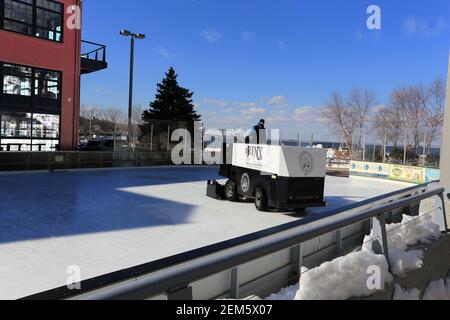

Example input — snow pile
[388,249,424,276]
[266,212,442,300]
[386,214,441,249]
[393,284,420,300]
[423,276,450,300]
[363,213,441,276]
[293,251,392,300]
[266,284,299,301]
[266,267,308,300]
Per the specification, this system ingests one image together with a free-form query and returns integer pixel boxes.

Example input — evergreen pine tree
[142,67,201,122]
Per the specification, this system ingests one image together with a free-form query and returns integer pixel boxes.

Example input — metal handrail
[81,40,107,62]
[24,181,446,300]
[72,188,447,300]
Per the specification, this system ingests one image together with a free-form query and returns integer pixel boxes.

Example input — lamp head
[120,29,131,36]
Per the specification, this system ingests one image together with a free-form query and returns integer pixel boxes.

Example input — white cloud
[240,31,255,41]
[241,107,267,116]
[157,45,175,58]
[201,98,232,108]
[240,102,257,108]
[402,16,449,37]
[277,40,287,50]
[199,28,223,42]
[268,96,287,106]
[293,106,314,120]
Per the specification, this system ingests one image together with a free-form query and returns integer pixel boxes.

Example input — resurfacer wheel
[255,187,269,212]
[225,180,238,202]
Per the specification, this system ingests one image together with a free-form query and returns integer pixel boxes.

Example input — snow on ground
[393,285,420,300]
[294,251,392,300]
[423,276,450,300]
[267,252,392,300]
[0,167,413,299]
[266,284,300,301]
[363,212,442,276]
[268,208,443,300]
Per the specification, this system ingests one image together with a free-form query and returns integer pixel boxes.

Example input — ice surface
[0,167,412,299]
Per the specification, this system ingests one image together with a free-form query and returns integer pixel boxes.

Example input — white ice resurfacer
[207,143,327,211]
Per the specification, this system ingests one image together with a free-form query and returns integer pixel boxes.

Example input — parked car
[79,140,115,151]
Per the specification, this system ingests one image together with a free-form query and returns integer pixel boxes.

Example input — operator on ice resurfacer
[244,119,266,145]
[207,119,327,212]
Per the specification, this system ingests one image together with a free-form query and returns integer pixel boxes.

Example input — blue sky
[81,0,450,141]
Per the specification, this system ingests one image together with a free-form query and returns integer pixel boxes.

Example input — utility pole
[403,129,408,165]
[120,30,146,146]
[362,129,366,162]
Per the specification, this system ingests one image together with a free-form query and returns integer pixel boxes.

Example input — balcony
[80,40,108,75]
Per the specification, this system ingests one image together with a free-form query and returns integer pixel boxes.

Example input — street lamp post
[120,29,145,146]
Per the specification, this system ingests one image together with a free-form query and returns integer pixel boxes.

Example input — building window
[3,0,33,36]
[1,0,64,43]
[2,64,32,96]
[0,62,61,151]
[34,68,60,99]
[0,112,32,138]
[0,112,60,151]
[1,62,61,100]
[32,113,59,138]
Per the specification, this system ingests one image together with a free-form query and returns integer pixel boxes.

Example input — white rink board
[232,144,327,178]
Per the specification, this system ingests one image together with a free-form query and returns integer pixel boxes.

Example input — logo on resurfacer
[299,151,314,175]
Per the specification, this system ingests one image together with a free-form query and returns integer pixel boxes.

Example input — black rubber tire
[255,187,269,212]
[225,180,239,202]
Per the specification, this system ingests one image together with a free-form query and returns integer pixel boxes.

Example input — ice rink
[0,166,413,299]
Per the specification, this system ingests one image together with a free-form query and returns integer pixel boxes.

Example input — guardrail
[24,181,447,300]
[81,40,107,62]
[0,151,175,171]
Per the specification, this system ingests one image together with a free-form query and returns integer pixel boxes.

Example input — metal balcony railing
[81,41,108,74]
[81,40,107,62]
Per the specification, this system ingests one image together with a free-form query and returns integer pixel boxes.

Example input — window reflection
[2,0,63,42]
[0,113,59,152]
[34,69,60,99]
[32,114,59,139]
[0,113,32,138]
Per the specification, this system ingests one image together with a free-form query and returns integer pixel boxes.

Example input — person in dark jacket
[245,119,266,144]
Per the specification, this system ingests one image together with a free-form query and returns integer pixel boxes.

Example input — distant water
[281,140,441,156]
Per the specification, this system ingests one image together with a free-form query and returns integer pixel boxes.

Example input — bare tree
[80,104,102,138]
[373,104,403,149]
[321,92,359,153]
[132,105,144,144]
[390,85,428,152]
[103,107,124,143]
[347,88,377,148]
[424,79,445,151]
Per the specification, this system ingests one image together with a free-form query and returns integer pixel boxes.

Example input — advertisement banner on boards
[389,165,426,184]
[425,168,441,183]
[350,161,390,177]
